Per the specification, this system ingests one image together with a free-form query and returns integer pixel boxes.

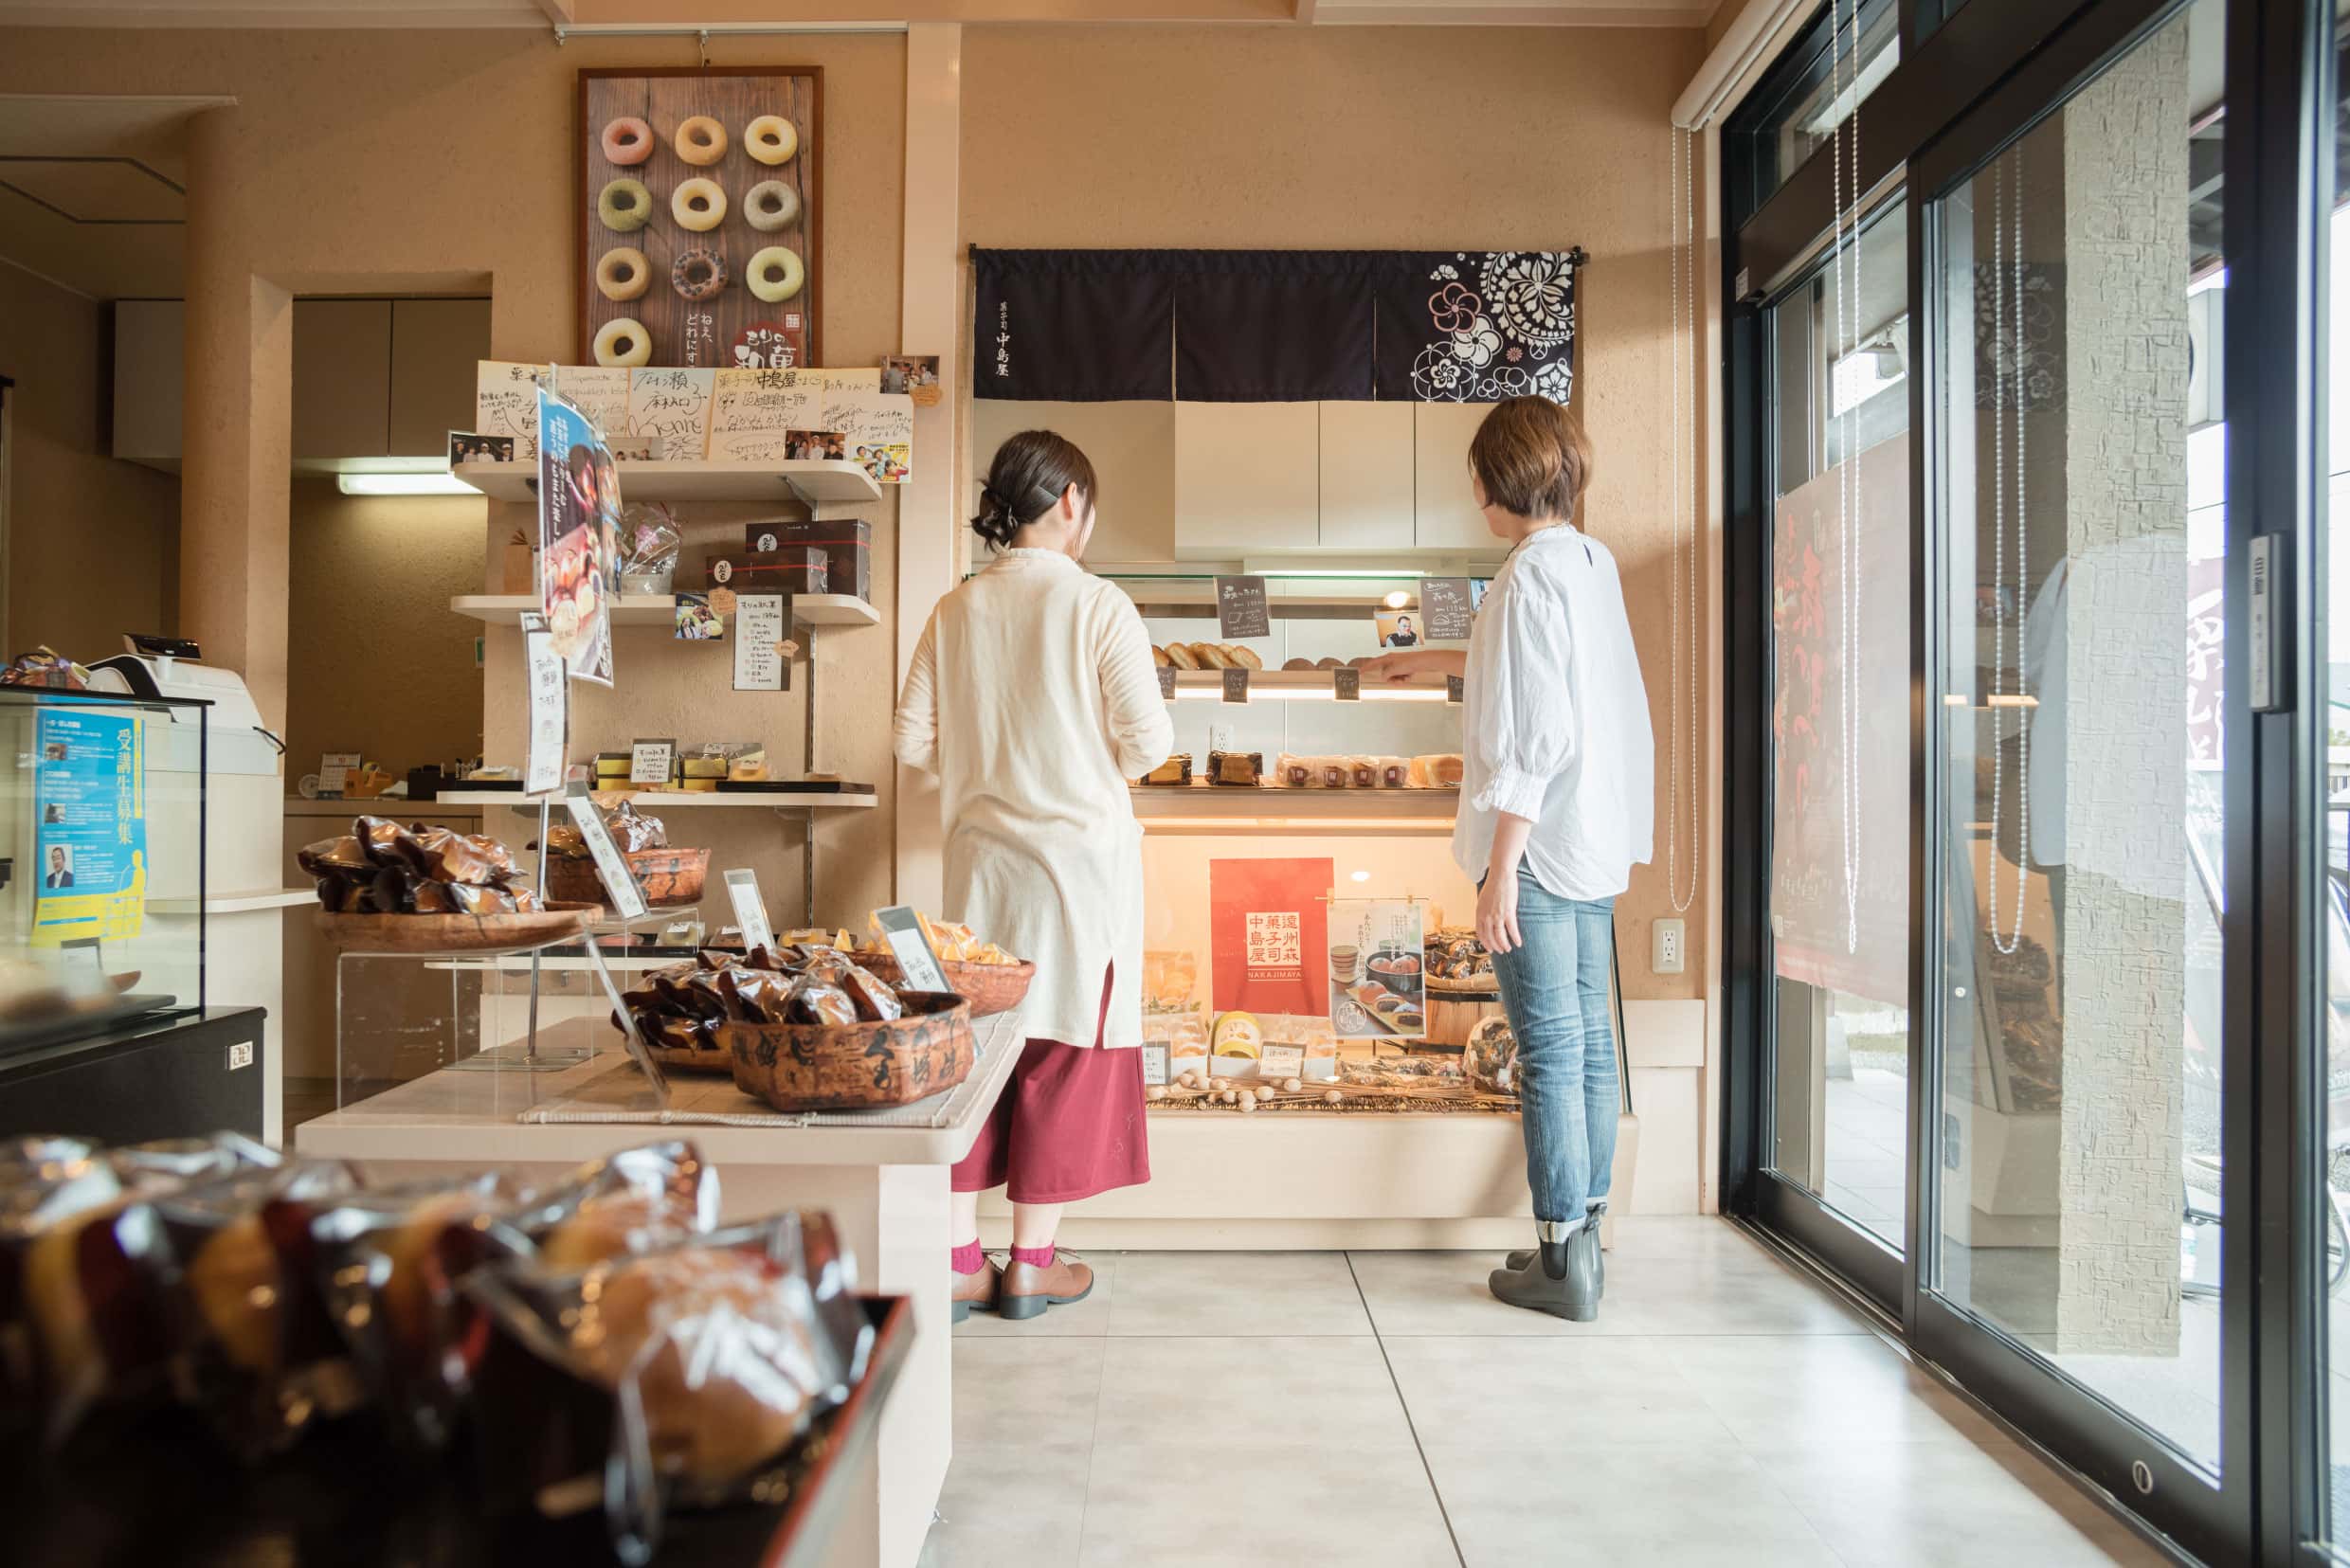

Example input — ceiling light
[1349,869,1371,883]
[1382,590,1412,609]
[336,473,475,497]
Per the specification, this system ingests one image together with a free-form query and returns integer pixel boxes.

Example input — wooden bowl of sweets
[301,816,593,952]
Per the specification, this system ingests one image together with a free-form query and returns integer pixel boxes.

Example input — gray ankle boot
[1489,1215,1603,1322]
[1506,1200,1607,1288]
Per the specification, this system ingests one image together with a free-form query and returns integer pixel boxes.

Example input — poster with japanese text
[31,709,146,946]
[1327,897,1426,1040]
[538,385,617,687]
[1208,856,1330,1017]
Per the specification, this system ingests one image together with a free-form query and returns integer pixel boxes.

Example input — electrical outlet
[226,1041,254,1071]
[1652,918,1685,975]
[1209,722,1236,753]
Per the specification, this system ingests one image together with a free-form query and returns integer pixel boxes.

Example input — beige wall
[0,27,910,925]
[0,261,179,659]
[1706,0,1773,52]
[960,24,1710,1000]
[284,478,486,780]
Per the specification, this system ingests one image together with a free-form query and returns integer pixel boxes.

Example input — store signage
[1259,1044,1304,1079]
[1419,577,1474,640]
[1332,667,1361,702]
[1140,1042,1168,1086]
[1446,675,1465,705]
[733,595,789,692]
[873,905,952,995]
[521,613,566,796]
[31,710,146,947]
[318,752,361,796]
[565,783,649,921]
[724,868,774,955]
[1221,666,1251,704]
[536,384,617,687]
[629,739,676,785]
[1157,665,1177,700]
[1215,575,1270,640]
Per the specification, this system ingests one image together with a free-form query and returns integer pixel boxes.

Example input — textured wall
[959,23,1710,1001]
[0,261,179,659]
[283,478,486,781]
[2053,23,2190,1355]
[0,27,910,927]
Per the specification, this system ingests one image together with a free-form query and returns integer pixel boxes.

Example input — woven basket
[723,992,976,1111]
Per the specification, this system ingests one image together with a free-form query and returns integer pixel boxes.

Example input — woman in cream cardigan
[895,430,1174,1323]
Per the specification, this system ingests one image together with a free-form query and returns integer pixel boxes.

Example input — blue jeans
[1486,869,1618,1225]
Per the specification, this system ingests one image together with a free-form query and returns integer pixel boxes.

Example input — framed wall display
[578,67,822,372]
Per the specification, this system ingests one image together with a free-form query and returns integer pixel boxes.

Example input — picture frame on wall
[577,66,823,372]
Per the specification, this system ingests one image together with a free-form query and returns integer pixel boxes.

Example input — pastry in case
[1138,754,1192,786]
[1206,750,1262,786]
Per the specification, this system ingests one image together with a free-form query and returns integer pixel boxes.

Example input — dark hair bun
[971,430,1099,551]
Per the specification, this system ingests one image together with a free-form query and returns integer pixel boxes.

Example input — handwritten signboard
[1215,575,1270,640]
[707,370,912,480]
[476,362,551,462]
[1420,577,1474,640]
[732,594,789,692]
[625,367,716,459]
[553,366,631,441]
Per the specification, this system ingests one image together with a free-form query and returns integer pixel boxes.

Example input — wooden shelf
[451,458,881,506]
[1164,669,1452,701]
[439,787,876,810]
[450,593,878,628]
[1130,784,1457,827]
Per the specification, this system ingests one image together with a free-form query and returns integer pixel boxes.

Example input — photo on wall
[577,66,822,371]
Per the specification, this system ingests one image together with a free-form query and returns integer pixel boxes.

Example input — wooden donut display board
[578,67,822,372]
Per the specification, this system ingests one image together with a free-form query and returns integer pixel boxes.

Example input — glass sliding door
[1762,197,1915,1276]
[1920,0,2232,1518]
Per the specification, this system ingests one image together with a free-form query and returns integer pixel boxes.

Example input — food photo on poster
[536,384,618,687]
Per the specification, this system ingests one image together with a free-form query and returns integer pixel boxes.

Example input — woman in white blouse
[1366,396,1653,1322]
[895,431,1175,1324]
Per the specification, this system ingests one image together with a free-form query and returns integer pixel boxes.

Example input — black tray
[3,1295,912,1568]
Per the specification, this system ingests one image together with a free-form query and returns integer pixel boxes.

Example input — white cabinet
[976,397,1176,560]
[1316,402,1414,550]
[1412,402,1496,550]
[1173,401,1319,553]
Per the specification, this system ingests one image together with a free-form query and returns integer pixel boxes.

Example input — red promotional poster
[1208,857,1332,1016]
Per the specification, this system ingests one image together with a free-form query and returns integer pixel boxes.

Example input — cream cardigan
[894,549,1174,1049]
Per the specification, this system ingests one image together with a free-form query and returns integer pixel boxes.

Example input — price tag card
[732,595,789,692]
[1215,575,1270,640]
[1141,1043,1168,1087]
[1447,674,1466,705]
[1156,664,1177,700]
[1332,666,1361,702]
[318,752,361,796]
[588,946,670,1101]
[521,612,567,796]
[1259,1044,1305,1079]
[724,867,773,955]
[1420,576,1475,640]
[629,739,676,785]
[873,905,952,995]
[565,783,649,920]
[1221,666,1251,704]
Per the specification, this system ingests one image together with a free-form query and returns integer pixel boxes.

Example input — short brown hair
[1468,396,1594,522]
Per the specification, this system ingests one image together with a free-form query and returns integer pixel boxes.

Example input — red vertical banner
[1209,857,1332,1016]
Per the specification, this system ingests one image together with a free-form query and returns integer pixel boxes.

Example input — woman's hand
[1477,862,1522,955]
[1360,649,1466,686]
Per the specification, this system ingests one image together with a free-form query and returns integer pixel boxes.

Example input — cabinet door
[290,299,391,460]
[389,298,492,458]
[1316,402,1414,550]
[1412,401,1497,550]
[1173,401,1319,554]
[112,299,185,466]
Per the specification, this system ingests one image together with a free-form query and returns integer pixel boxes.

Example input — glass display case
[0,688,207,1054]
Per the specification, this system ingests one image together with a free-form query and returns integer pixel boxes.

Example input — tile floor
[920,1217,2170,1568]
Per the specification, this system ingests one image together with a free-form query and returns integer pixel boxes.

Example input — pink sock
[951,1239,985,1274]
[1011,1243,1057,1269]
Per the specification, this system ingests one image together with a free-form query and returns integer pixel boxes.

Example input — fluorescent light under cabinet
[337,473,476,496]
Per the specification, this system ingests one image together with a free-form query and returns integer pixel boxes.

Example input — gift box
[745,519,872,603]
[704,548,828,596]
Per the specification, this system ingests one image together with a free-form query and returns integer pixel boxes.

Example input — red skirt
[950,967,1150,1204]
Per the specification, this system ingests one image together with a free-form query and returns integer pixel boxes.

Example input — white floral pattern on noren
[1409,250,1577,404]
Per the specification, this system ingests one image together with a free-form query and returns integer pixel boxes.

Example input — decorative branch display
[579,67,822,371]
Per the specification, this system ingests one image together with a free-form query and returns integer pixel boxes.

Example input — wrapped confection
[839,964,905,1022]
[1463,1016,1519,1094]
[1139,754,1192,786]
[785,978,859,1027]
[1318,758,1350,790]
[1376,756,1411,789]
[1206,750,1263,786]
[1347,756,1378,789]
[295,836,370,876]
[1408,753,1466,788]
[406,827,513,886]
[442,883,519,916]
[518,1141,719,1271]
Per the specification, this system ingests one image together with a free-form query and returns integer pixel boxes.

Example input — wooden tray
[314,901,596,953]
[723,992,973,1111]
[856,954,1034,1018]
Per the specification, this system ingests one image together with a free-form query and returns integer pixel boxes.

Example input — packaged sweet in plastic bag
[461,1210,870,1562]
[511,1140,719,1272]
[309,1169,534,1449]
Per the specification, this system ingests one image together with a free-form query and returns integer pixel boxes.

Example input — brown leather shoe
[997,1252,1094,1321]
[951,1261,1000,1324]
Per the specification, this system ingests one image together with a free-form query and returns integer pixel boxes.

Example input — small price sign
[1157,664,1177,700]
[566,782,649,920]
[1332,667,1361,702]
[1447,674,1466,705]
[1215,575,1270,640]
[629,738,676,785]
[724,867,773,955]
[1222,666,1252,704]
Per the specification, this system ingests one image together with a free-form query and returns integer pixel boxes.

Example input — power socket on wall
[1652,918,1686,975]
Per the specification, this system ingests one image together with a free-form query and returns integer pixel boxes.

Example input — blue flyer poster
[537,384,618,688]
[31,710,146,946]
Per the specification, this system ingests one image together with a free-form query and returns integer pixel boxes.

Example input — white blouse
[895,549,1175,1049]
[1453,524,1655,901]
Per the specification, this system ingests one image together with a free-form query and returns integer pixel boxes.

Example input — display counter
[298,1010,1024,1568]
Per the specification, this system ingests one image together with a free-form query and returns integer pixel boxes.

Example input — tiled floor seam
[1072,1262,1112,1567]
[1347,1250,1470,1568]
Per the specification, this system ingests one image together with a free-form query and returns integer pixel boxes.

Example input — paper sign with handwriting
[625,366,716,459]
[476,361,551,462]
[708,370,913,478]
[553,366,631,440]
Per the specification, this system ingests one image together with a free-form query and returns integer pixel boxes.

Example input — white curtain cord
[1987,148,2032,956]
